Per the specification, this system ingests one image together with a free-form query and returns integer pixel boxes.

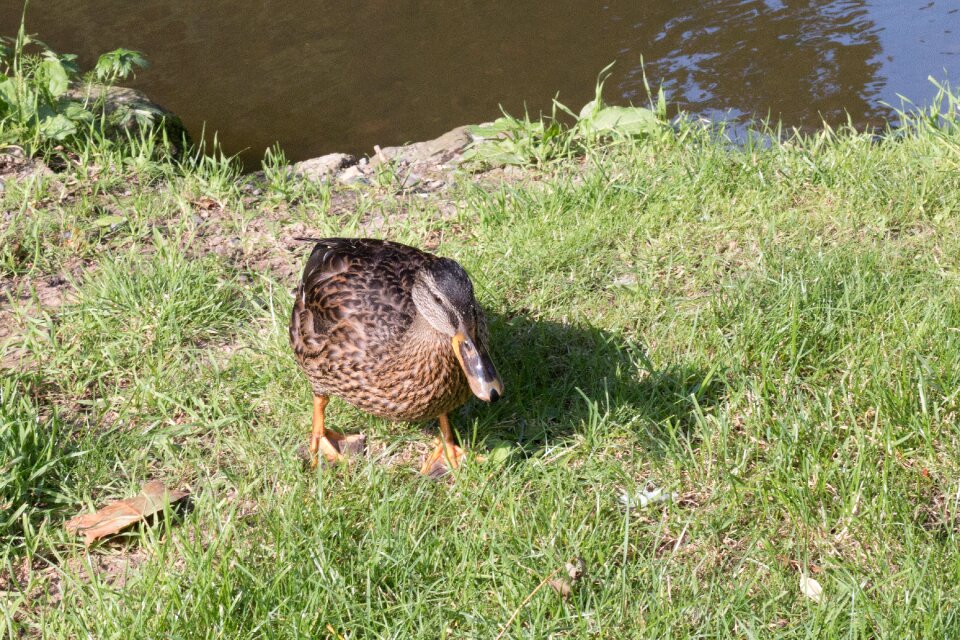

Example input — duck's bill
[452,332,504,403]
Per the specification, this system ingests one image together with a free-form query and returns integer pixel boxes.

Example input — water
[2,1,957,168]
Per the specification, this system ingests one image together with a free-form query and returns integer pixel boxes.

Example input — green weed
[463,63,669,168]
[0,12,152,155]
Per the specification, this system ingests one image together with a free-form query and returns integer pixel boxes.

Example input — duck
[289,237,504,477]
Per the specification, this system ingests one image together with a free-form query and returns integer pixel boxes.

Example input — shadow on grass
[459,310,725,458]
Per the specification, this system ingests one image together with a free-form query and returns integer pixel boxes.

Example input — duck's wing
[289,238,431,363]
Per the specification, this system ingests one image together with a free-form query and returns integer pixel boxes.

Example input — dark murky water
[2,2,957,167]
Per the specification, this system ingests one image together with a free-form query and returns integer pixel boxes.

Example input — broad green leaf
[62,101,94,124]
[462,143,528,167]
[484,439,515,465]
[38,113,77,140]
[588,105,658,136]
[40,58,69,97]
[2,81,37,119]
[58,53,80,75]
[0,76,17,108]
[467,118,519,139]
[93,214,127,228]
[578,99,600,120]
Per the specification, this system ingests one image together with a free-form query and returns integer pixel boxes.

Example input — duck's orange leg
[420,413,466,478]
[308,395,353,468]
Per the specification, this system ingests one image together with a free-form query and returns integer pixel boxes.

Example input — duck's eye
[432,294,443,306]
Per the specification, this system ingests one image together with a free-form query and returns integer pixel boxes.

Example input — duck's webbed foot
[420,414,467,479]
[420,440,465,479]
[308,395,365,468]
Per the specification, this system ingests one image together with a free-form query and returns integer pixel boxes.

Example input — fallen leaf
[547,577,573,598]
[800,574,823,603]
[325,624,346,640]
[484,438,515,465]
[566,556,587,581]
[65,480,189,546]
[193,196,219,210]
[93,214,126,228]
[548,556,587,599]
[619,486,677,509]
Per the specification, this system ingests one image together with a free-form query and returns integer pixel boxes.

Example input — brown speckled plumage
[289,238,481,422]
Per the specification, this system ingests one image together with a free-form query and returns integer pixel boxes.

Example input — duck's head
[412,258,504,403]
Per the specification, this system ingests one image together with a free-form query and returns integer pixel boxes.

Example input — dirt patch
[367,437,435,471]
[1,545,151,622]
[65,546,151,590]
[0,147,54,187]
[0,260,88,371]
[184,214,315,285]
[182,179,473,290]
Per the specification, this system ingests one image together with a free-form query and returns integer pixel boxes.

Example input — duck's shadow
[455,310,724,458]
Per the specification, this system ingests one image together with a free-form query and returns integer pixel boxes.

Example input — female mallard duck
[289,238,503,477]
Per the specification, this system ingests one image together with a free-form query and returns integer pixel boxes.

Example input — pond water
[2,1,957,167]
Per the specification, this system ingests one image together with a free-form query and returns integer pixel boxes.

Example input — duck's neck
[403,314,448,351]
[374,313,457,383]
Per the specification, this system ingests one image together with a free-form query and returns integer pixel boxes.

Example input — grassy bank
[3,60,960,636]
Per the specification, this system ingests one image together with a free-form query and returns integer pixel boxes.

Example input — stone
[66,84,190,152]
[336,165,370,186]
[374,125,475,169]
[292,153,357,182]
[399,172,422,190]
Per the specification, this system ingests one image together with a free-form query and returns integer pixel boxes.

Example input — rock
[292,153,357,182]
[399,172,422,190]
[374,125,475,169]
[337,165,370,186]
[65,84,190,152]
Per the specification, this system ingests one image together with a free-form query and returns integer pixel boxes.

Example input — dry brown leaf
[566,557,587,581]
[548,557,587,599]
[65,481,189,546]
[547,577,573,598]
[193,196,220,211]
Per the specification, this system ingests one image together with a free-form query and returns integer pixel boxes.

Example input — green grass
[3,85,960,637]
